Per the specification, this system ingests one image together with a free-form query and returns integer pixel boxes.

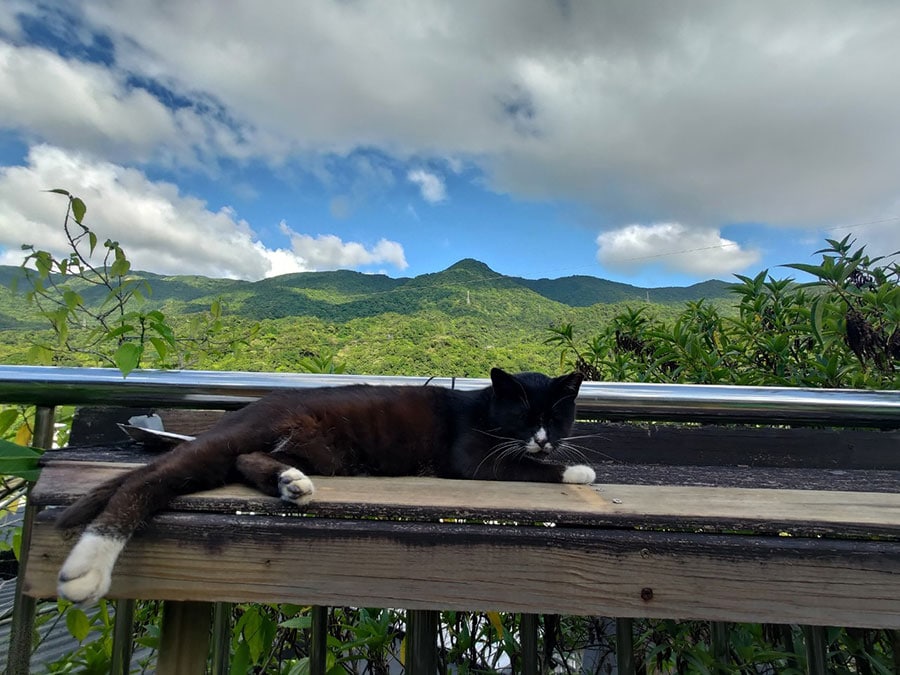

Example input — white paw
[562,464,596,484]
[279,468,315,506]
[58,532,126,604]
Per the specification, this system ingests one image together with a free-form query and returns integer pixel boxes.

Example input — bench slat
[24,510,900,629]
[32,461,900,538]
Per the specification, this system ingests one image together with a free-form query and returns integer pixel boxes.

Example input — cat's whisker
[562,433,612,441]
[554,443,591,465]
[473,441,522,477]
[473,428,519,442]
[557,441,617,464]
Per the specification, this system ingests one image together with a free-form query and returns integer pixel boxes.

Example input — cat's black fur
[56,368,593,603]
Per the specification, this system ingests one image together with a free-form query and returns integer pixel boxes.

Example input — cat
[55,367,595,604]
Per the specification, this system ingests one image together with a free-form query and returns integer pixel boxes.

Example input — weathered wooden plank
[31,462,900,538]
[574,422,900,469]
[24,511,900,629]
[41,446,900,494]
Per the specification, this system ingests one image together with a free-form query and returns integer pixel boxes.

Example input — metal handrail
[0,365,898,427]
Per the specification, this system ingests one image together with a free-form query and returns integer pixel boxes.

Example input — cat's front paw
[57,532,126,604]
[562,464,596,484]
[279,468,315,506]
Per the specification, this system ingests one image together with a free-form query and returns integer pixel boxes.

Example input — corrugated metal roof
[1,544,154,673]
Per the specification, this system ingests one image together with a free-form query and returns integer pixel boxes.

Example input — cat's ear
[490,368,521,399]
[553,372,583,397]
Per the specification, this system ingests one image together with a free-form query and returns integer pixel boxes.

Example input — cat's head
[488,367,583,455]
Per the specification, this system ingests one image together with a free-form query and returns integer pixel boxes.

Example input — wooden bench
[5,367,900,674]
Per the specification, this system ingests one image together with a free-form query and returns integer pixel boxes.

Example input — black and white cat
[56,368,595,603]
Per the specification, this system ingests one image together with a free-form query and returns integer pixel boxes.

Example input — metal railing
[3,364,900,675]
[1,365,899,426]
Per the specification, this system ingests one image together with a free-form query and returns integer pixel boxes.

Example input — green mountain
[0,260,731,328]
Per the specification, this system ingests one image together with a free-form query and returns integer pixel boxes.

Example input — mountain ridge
[0,260,732,327]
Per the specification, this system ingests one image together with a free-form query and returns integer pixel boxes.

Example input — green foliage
[42,600,160,674]
[0,438,42,482]
[14,190,255,374]
[550,237,899,389]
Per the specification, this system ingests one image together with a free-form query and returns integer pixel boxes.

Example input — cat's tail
[55,471,132,530]
[55,432,244,605]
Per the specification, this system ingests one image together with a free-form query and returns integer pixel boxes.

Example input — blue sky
[1,2,899,288]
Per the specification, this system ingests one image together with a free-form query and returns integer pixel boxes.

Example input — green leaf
[149,336,168,360]
[62,289,83,310]
[287,658,311,675]
[89,231,98,254]
[279,616,312,630]
[231,642,250,675]
[104,325,135,341]
[65,607,92,642]
[71,197,87,224]
[0,439,43,481]
[110,258,131,277]
[46,188,70,196]
[782,262,828,280]
[26,345,53,365]
[810,295,826,345]
[0,409,19,436]
[113,342,142,377]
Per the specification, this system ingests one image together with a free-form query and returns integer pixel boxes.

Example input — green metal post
[520,614,540,675]
[210,602,233,675]
[6,405,54,675]
[407,609,439,675]
[802,625,828,675]
[615,618,636,675]
[309,606,328,675]
[110,599,136,675]
[711,621,730,672]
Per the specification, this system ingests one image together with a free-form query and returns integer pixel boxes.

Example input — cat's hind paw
[57,531,126,604]
[279,468,315,506]
[562,464,596,484]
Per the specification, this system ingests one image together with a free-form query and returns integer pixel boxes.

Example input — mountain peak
[444,259,497,276]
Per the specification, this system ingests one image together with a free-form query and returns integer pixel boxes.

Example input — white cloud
[4,2,900,253]
[0,145,406,279]
[0,40,265,168]
[596,223,761,277]
[407,169,447,204]
[279,222,408,271]
[0,42,176,160]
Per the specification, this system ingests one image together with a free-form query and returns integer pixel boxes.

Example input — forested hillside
[0,259,729,325]
[0,259,733,376]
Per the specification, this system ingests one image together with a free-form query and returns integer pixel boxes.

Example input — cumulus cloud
[3,2,900,258]
[0,42,176,160]
[58,1,899,230]
[0,145,407,279]
[407,169,447,204]
[279,222,408,272]
[596,223,761,277]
